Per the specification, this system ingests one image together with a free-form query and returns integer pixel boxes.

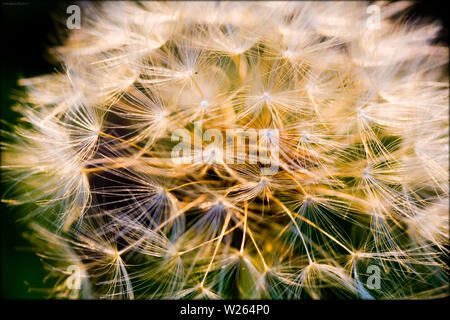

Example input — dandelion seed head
[2,1,448,300]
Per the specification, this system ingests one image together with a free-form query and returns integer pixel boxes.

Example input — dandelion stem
[240,201,248,254]
[201,212,231,286]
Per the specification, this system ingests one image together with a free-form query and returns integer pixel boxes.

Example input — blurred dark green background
[1,1,70,299]
[0,1,447,299]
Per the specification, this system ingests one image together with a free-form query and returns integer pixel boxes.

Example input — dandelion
[1,1,448,299]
